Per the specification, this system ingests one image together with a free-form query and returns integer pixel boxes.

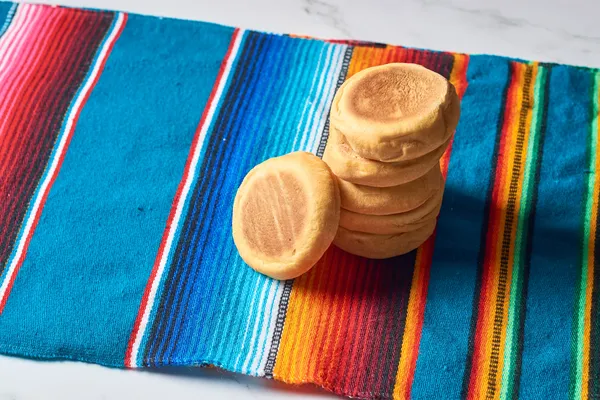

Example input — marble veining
[302,0,353,38]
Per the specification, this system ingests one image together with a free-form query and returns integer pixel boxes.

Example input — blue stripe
[171,33,276,363]
[136,30,249,366]
[208,37,325,366]
[145,32,272,364]
[142,32,263,365]
[0,2,16,37]
[0,13,120,287]
[412,55,510,399]
[143,34,338,372]
[518,65,592,399]
[0,14,233,366]
[232,40,325,372]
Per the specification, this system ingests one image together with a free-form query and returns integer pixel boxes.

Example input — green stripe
[570,71,600,400]
[499,64,546,400]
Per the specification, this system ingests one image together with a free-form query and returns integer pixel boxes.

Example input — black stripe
[263,44,354,379]
[587,69,600,400]
[0,14,113,275]
[512,63,552,400]
[461,61,514,399]
[144,32,265,364]
[379,252,418,396]
[263,278,293,378]
[161,33,272,363]
[316,45,353,158]
[486,64,533,398]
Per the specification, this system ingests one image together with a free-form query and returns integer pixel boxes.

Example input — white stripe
[248,279,279,374]
[308,45,346,152]
[256,280,285,375]
[128,29,246,368]
[0,10,63,137]
[0,13,126,310]
[291,44,326,152]
[233,275,263,370]
[242,278,273,374]
[298,44,335,151]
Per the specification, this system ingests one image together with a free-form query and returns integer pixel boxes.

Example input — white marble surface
[3,0,600,399]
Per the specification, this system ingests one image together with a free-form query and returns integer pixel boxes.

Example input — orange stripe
[467,63,523,399]
[582,78,600,399]
[273,249,333,380]
[305,250,337,379]
[467,63,537,399]
[287,251,322,379]
[393,53,470,399]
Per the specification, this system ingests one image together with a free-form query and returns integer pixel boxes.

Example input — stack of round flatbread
[232,63,460,280]
[323,63,460,259]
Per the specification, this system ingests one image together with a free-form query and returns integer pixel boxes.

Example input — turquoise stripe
[135,30,247,367]
[1,13,121,286]
[141,34,342,373]
[0,15,233,366]
[0,2,16,37]
[519,65,594,398]
[412,55,510,399]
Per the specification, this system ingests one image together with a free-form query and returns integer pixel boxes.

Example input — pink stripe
[0,5,35,74]
[0,8,61,137]
[0,12,128,313]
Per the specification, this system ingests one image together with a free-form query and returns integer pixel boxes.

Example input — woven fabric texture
[0,2,599,399]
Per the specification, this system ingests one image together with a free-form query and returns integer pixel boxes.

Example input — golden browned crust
[330,63,460,162]
[333,221,436,259]
[323,126,449,187]
[338,187,443,234]
[337,164,443,215]
[232,152,340,279]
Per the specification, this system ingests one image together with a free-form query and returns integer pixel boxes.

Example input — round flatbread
[330,63,460,162]
[334,221,436,259]
[338,187,443,234]
[232,152,340,280]
[323,126,449,187]
[337,164,443,215]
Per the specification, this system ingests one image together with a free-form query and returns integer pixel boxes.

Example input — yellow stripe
[392,53,469,399]
[582,73,600,400]
[471,62,537,399]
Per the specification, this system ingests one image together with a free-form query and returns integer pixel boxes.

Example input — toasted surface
[334,221,436,259]
[337,164,443,215]
[339,187,443,234]
[345,63,447,124]
[232,152,340,280]
[323,126,449,187]
[330,63,460,161]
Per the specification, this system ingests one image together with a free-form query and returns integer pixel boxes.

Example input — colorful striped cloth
[0,2,599,399]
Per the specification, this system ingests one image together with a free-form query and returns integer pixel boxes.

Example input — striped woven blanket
[0,2,598,399]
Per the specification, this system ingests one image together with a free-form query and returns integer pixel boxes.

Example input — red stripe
[401,53,471,397]
[340,258,379,389]
[0,12,94,262]
[0,10,79,176]
[331,254,369,389]
[402,235,435,394]
[0,13,103,273]
[0,13,126,313]
[466,62,519,397]
[124,28,241,367]
[0,14,93,241]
